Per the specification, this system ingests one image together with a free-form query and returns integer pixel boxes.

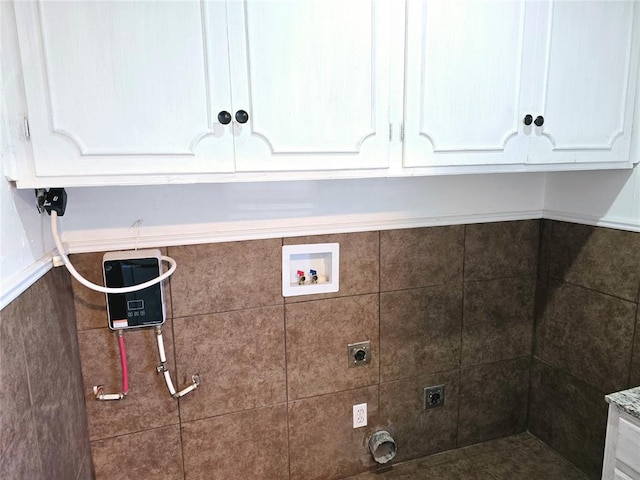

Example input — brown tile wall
[69,221,539,480]
[531,220,640,480]
[6,219,635,480]
[0,268,93,480]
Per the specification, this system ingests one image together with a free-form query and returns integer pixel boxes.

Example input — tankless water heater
[103,249,166,330]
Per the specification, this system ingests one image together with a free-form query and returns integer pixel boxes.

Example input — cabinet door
[527,0,640,165]
[403,0,534,168]
[228,0,392,172]
[14,1,234,179]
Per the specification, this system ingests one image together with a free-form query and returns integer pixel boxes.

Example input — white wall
[544,165,640,232]
[544,91,640,232]
[1,0,54,310]
[59,173,546,253]
[0,162,54,310]
[0,165,546,309]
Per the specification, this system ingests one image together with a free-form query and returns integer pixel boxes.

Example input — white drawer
[614,468,634,480]
[613,468,635,480]
[617,416,640,473]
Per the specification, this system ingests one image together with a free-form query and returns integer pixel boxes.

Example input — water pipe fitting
[155,327,200,399]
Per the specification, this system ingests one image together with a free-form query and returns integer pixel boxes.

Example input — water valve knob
[310,269,318,284]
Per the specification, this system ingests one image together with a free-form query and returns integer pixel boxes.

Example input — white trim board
[62,209,544,254]
[543,209,640,233]
[4,207,639,310]
[1,209,541,308]
[0,252,54,310]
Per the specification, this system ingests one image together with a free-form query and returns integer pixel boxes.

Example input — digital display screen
[127,300,144,310]
[104,257,164,329]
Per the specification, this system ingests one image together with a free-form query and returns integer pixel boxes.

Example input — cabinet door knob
[534,115,544,127]
[235,110,249,124]
[218,111,232,125]
[523,114,533,126]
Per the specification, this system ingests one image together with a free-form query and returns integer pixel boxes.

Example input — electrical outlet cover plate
[353,403,367,428]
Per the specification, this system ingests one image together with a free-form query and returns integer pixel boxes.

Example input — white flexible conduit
[155,327,176,396]
[50,211,176,294]
[155,327,200,399]
[51,211,198,399]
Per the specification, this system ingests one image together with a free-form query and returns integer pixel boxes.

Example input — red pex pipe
[118,333,129,395]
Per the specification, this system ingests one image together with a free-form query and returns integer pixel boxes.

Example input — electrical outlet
[353,403,367,428]
[424,385,445,409]
[348,341,370,368]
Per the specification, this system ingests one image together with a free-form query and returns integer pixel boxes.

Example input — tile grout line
[166,260,188,480]
[526,218,546,429]
[74,447,89,480]
[21,333,35,409]
[406,355,536,388]
[628,301,639,388]
[287,381,394,406]
[547,276,640,304]
[456,224,467,449]
[27,408,46,478]
[17,296,45,472]
[281,237,293,480]
[374,272,536,300]
[88,422,184,443]
[172,300,287,321]
[531,220,553,356]
[532,355,608,397]
[527,433,593,479]
[377,230,381,422]
[547,220,639,304]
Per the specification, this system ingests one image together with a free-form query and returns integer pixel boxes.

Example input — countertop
[606,386,640,421]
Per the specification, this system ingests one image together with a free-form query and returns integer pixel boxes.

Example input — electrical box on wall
[282,243,339,297]
[103,249,166,330]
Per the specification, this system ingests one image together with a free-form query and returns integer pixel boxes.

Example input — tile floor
[344,433,590,480]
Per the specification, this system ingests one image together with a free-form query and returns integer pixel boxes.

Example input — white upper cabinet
[14,0,235,179]
[227,0,392,172]
[6,0,640,187]
[527,1,640,165]
[404,0,640,169]
[11,0,391,186]
[404,0,533,167]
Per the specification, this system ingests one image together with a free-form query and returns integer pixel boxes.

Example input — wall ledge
[1,210,544,308]
[543,209,640,233]
[12,207,639,309]
[0,251,54,310]
[62,210,544,254]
